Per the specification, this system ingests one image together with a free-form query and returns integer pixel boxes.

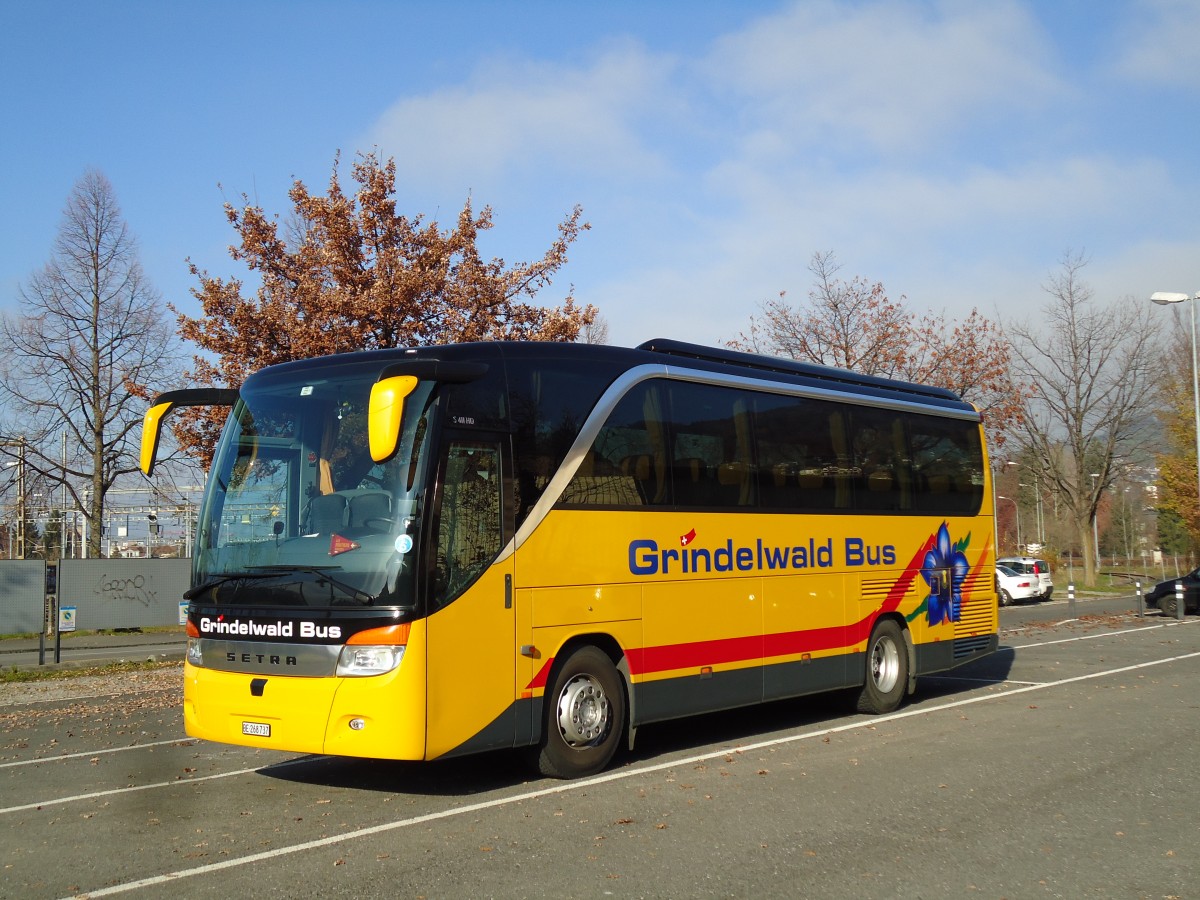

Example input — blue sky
[3,0,1200,351]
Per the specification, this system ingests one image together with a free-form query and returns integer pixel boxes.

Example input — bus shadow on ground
[258,751,531,796]
[907,645,1017,703]
[626,648,1016,764]
[258,653,1013,797]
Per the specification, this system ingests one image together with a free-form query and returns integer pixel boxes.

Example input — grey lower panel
[636,666,763,724]
[763,654,853,701]
[434,698,533,760]
[914,633,999,674]
[636,655,855,726]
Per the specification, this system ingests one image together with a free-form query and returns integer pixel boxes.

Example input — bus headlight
[335,623,410,677]
[186,638,203,667]
[336,644,405,677]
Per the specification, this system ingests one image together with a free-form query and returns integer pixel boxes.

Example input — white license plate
[242,721,271,737]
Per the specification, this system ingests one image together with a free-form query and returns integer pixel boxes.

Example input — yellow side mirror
[369,375,419,463]
[140,401,175,477]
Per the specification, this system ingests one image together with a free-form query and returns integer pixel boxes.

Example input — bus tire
[536,646,625,779]
[856,619,908,715]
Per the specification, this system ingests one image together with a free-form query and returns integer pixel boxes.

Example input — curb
[2,649,186,675]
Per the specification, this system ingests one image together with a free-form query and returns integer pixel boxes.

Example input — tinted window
[667,381,755,508]
[510,359,622,521]
[564,381,667,507]
[754,393,842,509]
[848,406,908,512]
[432,440,503,607]
[562,377,984,516]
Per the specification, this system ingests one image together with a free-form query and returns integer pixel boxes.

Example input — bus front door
[424,436,517,760]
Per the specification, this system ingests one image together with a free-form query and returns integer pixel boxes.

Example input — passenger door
[424,433,518,758]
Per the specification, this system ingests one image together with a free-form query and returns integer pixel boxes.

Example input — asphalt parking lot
[1,603,1196,898]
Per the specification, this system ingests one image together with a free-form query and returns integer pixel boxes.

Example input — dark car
[1144,567,1200,617]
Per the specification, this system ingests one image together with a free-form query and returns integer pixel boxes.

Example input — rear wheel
[535,646,625,779]
[856,619,908,714]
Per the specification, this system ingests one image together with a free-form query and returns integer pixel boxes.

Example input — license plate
[242,721,271,737]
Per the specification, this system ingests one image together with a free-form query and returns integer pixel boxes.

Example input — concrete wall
[0,558,191,633]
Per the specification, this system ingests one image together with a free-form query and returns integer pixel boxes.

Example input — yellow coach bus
[141,339,998,778]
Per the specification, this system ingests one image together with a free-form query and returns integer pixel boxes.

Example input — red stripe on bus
[625,634,764,674]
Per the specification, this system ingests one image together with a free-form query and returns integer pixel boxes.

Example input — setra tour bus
[141,339,998,778]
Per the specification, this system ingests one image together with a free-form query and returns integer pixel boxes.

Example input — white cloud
[588,150,1189,349]
[362,39,679,191]
[1115,0,1200,87]
[347,0,1200,356]
[700,0,1068,155]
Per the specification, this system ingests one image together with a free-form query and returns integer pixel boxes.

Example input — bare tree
[730,251,1028,448]
[0,169,185,557]
[580,313,610,345]
[732,251,912,375]
[1007,252,1159,585]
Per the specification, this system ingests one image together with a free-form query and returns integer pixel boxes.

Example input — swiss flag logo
[681,528,697,547]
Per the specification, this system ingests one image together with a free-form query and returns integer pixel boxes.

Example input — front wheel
[856,619,909,714]
[999,588,1012,607]
[1160,593,1180,618]
[535,646,626,779]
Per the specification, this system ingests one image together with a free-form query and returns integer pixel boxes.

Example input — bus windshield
[192,364,437,608]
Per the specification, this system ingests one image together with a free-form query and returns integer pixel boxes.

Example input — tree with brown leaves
[729,251,1028,449]
[1154,318,1200,555]
[173,151,595,462]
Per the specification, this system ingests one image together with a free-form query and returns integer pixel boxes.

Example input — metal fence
[0,558,190,634]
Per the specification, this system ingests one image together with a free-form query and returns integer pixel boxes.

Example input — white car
[996,564,1040,607]
[997,556,1054,600]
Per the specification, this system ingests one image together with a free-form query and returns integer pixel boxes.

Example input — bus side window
[849,408,904,511]
[564,382,667,507]
[433,441,503,607]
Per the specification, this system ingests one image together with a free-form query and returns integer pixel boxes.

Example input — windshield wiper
[247,565,375,605]
[185,566,375,606]
[183,571,289,601]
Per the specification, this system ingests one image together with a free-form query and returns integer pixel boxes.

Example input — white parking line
[59,646,1200,899]
[0,754,317,816]
[1005,616,1199,650]
[0,738,198,770]
[2,765,262,815]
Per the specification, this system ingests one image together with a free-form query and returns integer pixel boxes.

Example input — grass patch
[0,658,181,684]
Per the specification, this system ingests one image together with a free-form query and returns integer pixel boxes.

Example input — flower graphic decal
[919,523,970,625]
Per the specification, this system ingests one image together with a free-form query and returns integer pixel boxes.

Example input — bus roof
[246,339,974,414]
[637,338,966,404]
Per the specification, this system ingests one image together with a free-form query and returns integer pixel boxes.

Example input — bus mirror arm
[140,388,239,477]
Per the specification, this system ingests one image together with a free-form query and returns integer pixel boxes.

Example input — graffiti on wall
[93,572,158,607]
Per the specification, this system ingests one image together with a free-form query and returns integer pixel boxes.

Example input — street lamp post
[1150,291,1200,518]
[1033,472,1045,547]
